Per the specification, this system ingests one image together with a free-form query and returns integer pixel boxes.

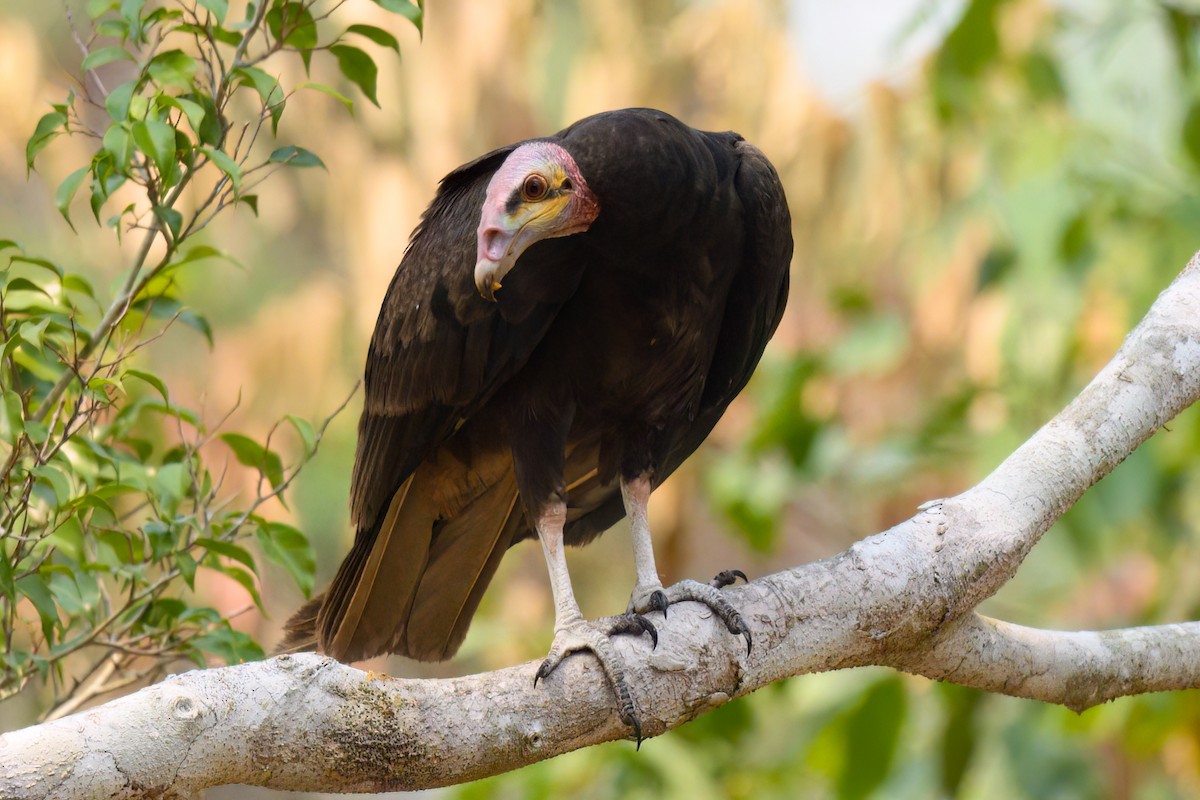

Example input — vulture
[284,108,792,739]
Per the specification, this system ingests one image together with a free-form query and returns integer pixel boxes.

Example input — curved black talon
[533,659,553,687]
[723,611,753,655]
[711,569,748,589]
[610,612,658,649]
[648,589,669,618]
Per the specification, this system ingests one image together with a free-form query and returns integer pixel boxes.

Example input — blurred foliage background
[3,0,1200,797]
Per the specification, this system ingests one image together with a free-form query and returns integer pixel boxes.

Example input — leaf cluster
[3,0,419,720]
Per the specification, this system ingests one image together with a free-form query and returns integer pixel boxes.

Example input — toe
[666,579,753,654]
[710,569,748,589]
[649,589,669,617]
[532,619,646,743]
[606,613,659,649]
[534,653,561,687]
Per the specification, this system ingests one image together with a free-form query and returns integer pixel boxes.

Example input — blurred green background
[4,0,1200,797]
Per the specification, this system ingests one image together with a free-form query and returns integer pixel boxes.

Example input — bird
[282,108,792,741]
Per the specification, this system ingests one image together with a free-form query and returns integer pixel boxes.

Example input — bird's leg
[622,475,669,616]
[533,497,656,743]
[621,474,754,655]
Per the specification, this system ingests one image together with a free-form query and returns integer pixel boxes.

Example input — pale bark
[2,253,1200,798]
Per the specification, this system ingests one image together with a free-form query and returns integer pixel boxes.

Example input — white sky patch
[789,0,966,111]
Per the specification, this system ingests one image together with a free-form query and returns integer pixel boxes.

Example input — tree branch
[3,252,1199,799]
[894,615,1200,712]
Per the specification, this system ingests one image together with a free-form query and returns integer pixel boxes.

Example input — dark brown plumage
[283,108,791,733]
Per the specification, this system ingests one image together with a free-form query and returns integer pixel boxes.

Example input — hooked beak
[474,222,533,302]
[473,196,598,301]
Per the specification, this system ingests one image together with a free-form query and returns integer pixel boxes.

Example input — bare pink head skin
[474,141,600,301]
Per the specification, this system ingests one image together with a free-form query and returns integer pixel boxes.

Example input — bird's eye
[522,174,549,201]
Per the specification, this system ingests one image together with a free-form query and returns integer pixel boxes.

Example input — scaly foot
[629,570,753,655]
[658,571,752,655]
[534,613,657,745]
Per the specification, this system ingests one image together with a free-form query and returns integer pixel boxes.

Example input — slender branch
[893,615,1200,712]
[31,209,171,423]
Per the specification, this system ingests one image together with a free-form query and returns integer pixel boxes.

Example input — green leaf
[837,677,907,800]
[132,293,214,343]
[371,0,422,35]
[239,194,259,216]
[55,167,90,230]
[81,45,135,72]
[197,0,228,24]
[153,461,189,505]
[179,308,214,346]
[177,550,197,588]
[120,0,147,27]
[62,273,97,299]
[1022,50,1064,104]
[0,549,14,603]
[346,23,400,53]
[96,18,129,39]
[329,45,379,107]
[125,368,169,403]
[1,277,49,298]
[132,118,177,177]
[102,124,135,170]
[298,81,354,113]
[220,433,285,490]
[0,390,25,442]
[286,415,317,454]
[199,146,242,194]
[17,574,60,642]
[97,529,143,565]
[267,3,318,50]
[90,167,128,224]
[938,683,982,796]
[232,66,285,131]
[88,0,119,18]
[185,92,222,146]
[26,111,66,171]
[152,205,183,240]
[147,49,197,89]
[19,317,52,350]
[8,255,61,277]
[172,244,233,269]
[196,537,257,571]
[161,96,206,134]
[47,569,86,616]
[267,145,325,169]
[33,464,72,505]
[191,624,264,664]
[47,517,85,563]
[931,0,1006,120]
[976,244,1016,292]
[1183,101,1200,173]
[232,65,281,105]
[255,521,315,596]
[105,79,137,122]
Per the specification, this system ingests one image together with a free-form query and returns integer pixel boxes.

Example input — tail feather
[401,470,521,661]
[284,450,527,664]
[318,471,435,662]
[278,594,322,653]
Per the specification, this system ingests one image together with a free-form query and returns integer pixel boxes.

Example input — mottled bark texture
[3,253,1200,799]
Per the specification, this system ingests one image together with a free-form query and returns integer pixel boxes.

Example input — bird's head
[474,141,600,301]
